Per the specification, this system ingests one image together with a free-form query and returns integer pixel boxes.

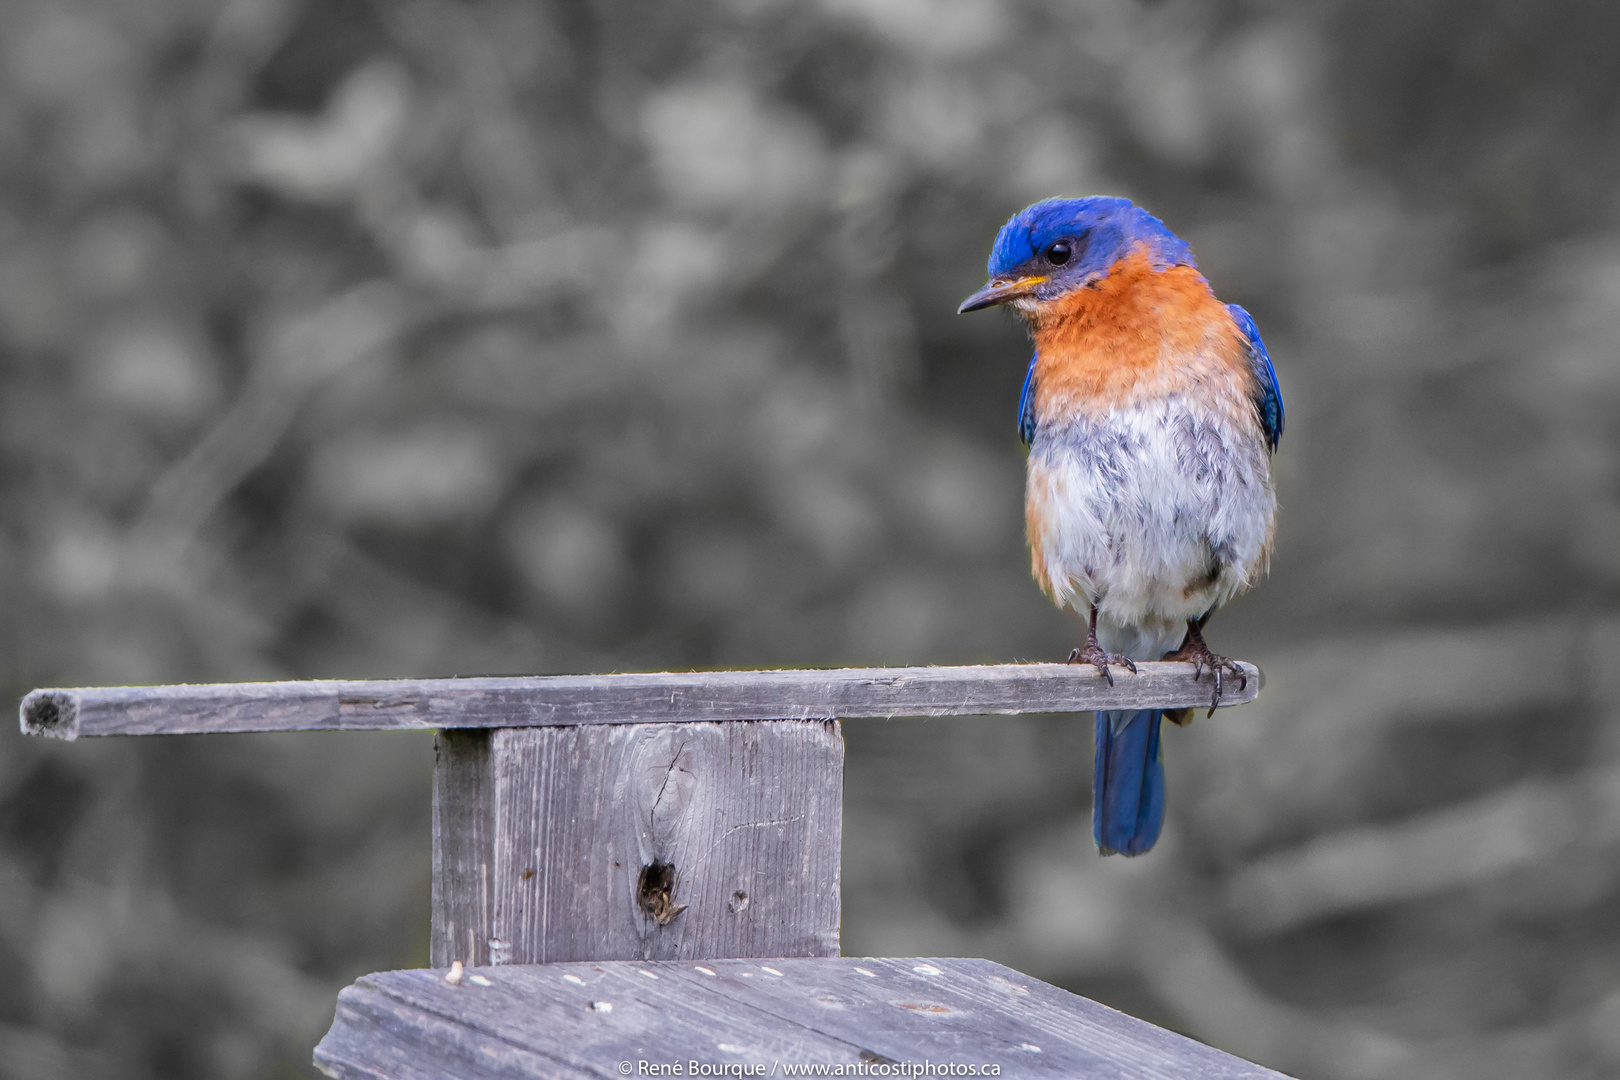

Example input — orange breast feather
[1027,248,1253,423]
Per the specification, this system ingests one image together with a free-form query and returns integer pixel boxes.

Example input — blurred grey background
[3,0,1620,1077]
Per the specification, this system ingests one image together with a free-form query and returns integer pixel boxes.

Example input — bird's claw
[1067,643,1137,686]
[1164,637,1245,717]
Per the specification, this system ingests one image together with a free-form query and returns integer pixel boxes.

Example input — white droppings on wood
[988,975,1029,996]
[695,966,717,976]
[444,961,463,986]
[563,974,586,986]
[467,974,492,986]
[761,966,783,977]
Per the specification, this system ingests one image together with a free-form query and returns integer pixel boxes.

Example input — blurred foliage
[3,0,1620,1077]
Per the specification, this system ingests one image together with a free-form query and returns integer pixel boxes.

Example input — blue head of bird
[957,196,1194,316]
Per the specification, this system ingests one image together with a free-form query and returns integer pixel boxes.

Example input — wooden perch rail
[19,660,1261,739]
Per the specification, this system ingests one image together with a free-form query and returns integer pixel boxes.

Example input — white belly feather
[1026,393,1275,660]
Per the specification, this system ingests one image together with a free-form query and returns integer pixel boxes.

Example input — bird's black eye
[1045,240,1072,266]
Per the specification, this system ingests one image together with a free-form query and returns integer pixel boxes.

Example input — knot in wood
[637,861,686,926]
[633,735,697,844]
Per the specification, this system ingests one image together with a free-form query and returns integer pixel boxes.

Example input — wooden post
[430,721,843,967]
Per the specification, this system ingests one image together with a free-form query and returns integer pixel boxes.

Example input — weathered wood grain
[20,661,1262,739]
[314,956,1294,1079]
[432,729,494,970]
[432,721,842,967]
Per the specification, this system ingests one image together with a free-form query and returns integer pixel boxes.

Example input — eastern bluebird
[959,197,1283,856]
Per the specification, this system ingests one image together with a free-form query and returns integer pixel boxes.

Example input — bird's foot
[1162,635,1246,716]
[1067,641,1137,687]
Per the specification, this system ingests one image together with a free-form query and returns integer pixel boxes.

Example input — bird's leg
[1067,607,1137,686]
[1162,616,1246,716]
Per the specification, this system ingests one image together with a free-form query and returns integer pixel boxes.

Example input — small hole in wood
[637,861,686,926]
[728,890,750,913]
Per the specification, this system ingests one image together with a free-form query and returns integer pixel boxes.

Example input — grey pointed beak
[957,274,1049,314]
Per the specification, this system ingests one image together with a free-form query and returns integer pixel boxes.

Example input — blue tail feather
[1093,709,1166,856]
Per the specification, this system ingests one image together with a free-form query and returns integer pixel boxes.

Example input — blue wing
[1017,354,1037,446]
[1228,304,1283,451]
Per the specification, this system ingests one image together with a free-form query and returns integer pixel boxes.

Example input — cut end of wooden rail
[20,690,79,739]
